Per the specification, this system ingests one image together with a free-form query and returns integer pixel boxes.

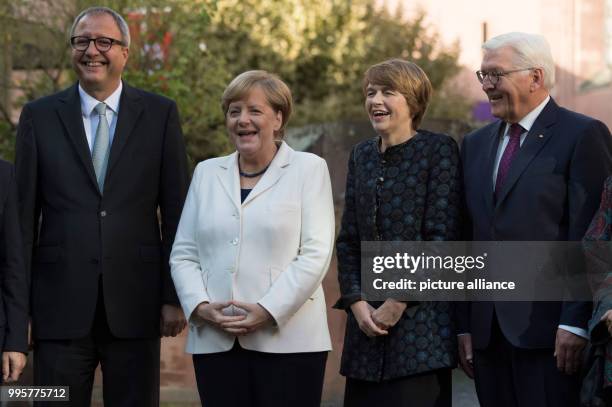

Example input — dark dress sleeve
[335,147,363,309]
[422,135,462,241]
[584,176,612,343]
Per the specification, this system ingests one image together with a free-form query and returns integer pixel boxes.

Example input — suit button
[100,210,107,217]
[378,177,384,182]
[90,258,99,264]
[231,238,239,245]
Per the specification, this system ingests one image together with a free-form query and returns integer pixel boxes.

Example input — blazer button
[231,238,239,245]
[100,210,107,217]
[90,258,99,264]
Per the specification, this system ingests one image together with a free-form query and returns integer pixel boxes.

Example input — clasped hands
[350,299,407,337]
[194,301,273,335]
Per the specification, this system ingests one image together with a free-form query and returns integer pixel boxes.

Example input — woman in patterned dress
[335,58,462,406]
[582,175,612,406]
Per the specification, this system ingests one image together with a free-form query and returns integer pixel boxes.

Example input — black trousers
[33,282,160,407]
[343,369,451,407]
[473,315,581,407]
[193,341,328,407]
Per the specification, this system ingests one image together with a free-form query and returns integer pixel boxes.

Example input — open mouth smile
[371,110,390,119]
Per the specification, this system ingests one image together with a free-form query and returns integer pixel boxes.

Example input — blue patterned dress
[335,131,462,382]
[582,175,612,405]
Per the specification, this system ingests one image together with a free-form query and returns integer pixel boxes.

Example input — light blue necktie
[92,102,110,192]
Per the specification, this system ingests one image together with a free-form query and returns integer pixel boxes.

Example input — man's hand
[554,328,587,375]
[350,300,388,337]
[221,301,273,335]
[601,309,612,335]
[160,304,187,337]
[2,352,26,383]
[371,299,407,330]
[457,334,474,379]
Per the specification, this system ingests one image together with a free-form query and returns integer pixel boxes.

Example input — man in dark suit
[0,160,27,383]
[458,32,612,406]
[15,6,189,406]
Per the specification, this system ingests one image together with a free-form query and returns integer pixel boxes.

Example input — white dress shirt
[79,82,122,152]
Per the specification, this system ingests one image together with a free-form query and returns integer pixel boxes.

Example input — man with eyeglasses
[15,6,189,406]
[458,32,612,406]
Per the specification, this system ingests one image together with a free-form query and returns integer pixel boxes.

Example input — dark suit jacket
[0,160,28,352]
[15,82,189,340]
[459,98,612,349]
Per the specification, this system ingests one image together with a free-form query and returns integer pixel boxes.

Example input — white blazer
[170,142,334,354]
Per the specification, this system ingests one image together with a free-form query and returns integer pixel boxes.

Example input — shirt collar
[79,81,123,117]
[506,94,550,135]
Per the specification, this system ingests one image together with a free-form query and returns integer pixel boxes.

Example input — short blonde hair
[363,59,432,130]
[221,70,293,138]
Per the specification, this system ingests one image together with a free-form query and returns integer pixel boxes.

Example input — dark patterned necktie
[495,123,524,199]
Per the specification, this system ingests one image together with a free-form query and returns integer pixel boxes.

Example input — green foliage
[0,0,469,163]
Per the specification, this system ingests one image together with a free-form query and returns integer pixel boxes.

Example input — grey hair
[70,7,130,47]
[483,32,555,89]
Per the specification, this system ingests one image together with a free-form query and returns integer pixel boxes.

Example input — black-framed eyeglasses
[70,36,125,52]
[476,68,535,85]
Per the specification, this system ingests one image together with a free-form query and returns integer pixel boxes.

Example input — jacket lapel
[241,142,292,207]
[56,84,99,192]
[495,99,558,207]
[216,152,241,212]
[106,82,143,178]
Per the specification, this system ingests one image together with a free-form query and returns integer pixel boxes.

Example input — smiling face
[71,13,128,99]
[480,46,539,123]
[365,83,413,139]
[226,85,282,159]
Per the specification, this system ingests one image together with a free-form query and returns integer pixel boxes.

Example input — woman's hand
[371,299,407,330]
[193,301,248,335]
[220,301,274,335]
[350,300,388,337]
[601,309,612,335]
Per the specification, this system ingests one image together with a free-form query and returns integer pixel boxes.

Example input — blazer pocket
[140,245,161,263]
[34,245,61,264]
[267,202,300,213]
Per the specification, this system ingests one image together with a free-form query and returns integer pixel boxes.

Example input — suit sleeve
[334,147,363,310]
[561,119,612,329]
[455,134,472,334]
[15,103,40,284]
[158,101,190,306]
[0,165,28,353]
[170,164,210,324]
[257,158,335,327]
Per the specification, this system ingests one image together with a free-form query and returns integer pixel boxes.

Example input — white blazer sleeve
[170,163,210,324]
[258,157,335,326]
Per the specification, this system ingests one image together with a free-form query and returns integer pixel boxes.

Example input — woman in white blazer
[170,70,334,407]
